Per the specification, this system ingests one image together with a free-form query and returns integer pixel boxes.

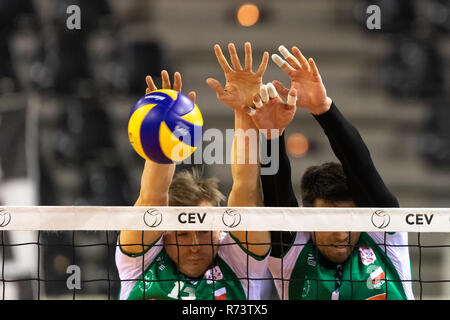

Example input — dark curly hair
[300,162,353,207]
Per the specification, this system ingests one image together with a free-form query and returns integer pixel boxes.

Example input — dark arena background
[0,0,449,301]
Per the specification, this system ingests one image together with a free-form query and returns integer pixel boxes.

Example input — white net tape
[0,206,449,232]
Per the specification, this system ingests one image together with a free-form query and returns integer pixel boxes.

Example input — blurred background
[0,0,449,299]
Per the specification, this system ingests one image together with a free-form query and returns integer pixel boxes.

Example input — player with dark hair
[116,51,272,299]
[250,45,413,300]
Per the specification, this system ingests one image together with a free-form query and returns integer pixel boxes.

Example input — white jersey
[116,232,270,300]
[269,232,414,300]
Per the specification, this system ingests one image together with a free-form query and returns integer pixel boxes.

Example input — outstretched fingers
[308,58,320,79]
[145,75,158,93]
[272,80,290,100]
[228,43,243,71]
[173,72,182,92]
[256,51,269,76]
[244,42,252,72]
[253,93,263,109]
[285,88,297,110]
[187,91,196,104]
[279,45,301,70]
[161,70,171,89]
[291,46,310,71]
[271,53,295,74]
[252,83,279,112]
[214,44,233,74]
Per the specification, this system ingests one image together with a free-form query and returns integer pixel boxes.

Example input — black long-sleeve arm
[313,102,399,208]
[260,101,399,257]
[261,132,298,208]
[261,133,298,258]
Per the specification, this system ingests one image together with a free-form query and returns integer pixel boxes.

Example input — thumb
[272,80,289,100]
[206,78,224,96]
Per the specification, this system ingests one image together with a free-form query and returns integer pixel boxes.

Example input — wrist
[310,97,332,116]
[263,128,284,140]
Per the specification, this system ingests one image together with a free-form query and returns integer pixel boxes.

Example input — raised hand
[145,70,196,103]
[207,42,269,114]
[251,83,297,139]
[272,45,332,115]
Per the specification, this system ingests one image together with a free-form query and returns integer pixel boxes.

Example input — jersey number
[168,281,196,300]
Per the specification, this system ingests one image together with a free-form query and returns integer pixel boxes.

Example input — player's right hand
[250,82,297,139]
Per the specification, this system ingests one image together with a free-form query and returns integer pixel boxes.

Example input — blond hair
[169,168,225,206]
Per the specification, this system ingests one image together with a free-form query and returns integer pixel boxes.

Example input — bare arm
[120,71,196,255]
[208,42,270,257]
[228,109,270,257]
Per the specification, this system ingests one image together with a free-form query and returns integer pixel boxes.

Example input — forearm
[261,132,298,207]
[120,160,174,255]
[136,160,175,205]
[228,110,261,206]
[314,102,399,207]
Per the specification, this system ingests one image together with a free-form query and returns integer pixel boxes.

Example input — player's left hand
[207,42,269,114]
[272,45,332,115]
[250,83,297,139]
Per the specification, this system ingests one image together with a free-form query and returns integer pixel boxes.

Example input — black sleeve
[260,132,297,258]
[260,132,299,208]
[313,102,399,208]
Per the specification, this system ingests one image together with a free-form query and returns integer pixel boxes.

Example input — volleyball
[128,89,203,163]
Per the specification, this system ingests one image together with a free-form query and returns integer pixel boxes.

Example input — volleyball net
[0,206,449,300]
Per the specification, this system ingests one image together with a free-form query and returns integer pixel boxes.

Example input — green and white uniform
[116,233,269,300]
[269,231,414,300]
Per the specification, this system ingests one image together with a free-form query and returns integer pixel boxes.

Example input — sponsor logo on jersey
[331,289,340,300]
[359,246,376,266]
[366,293,387,300]
[205,265,223,284]
[302,280,311,298]
[307,254,316,267]
[214,287,227,300]
[370,267,386,289]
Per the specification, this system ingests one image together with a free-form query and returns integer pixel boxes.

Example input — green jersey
[269,232,414,300]
[116,233,269,300]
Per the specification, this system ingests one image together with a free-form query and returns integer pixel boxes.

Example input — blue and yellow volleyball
[128,89,203,163]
